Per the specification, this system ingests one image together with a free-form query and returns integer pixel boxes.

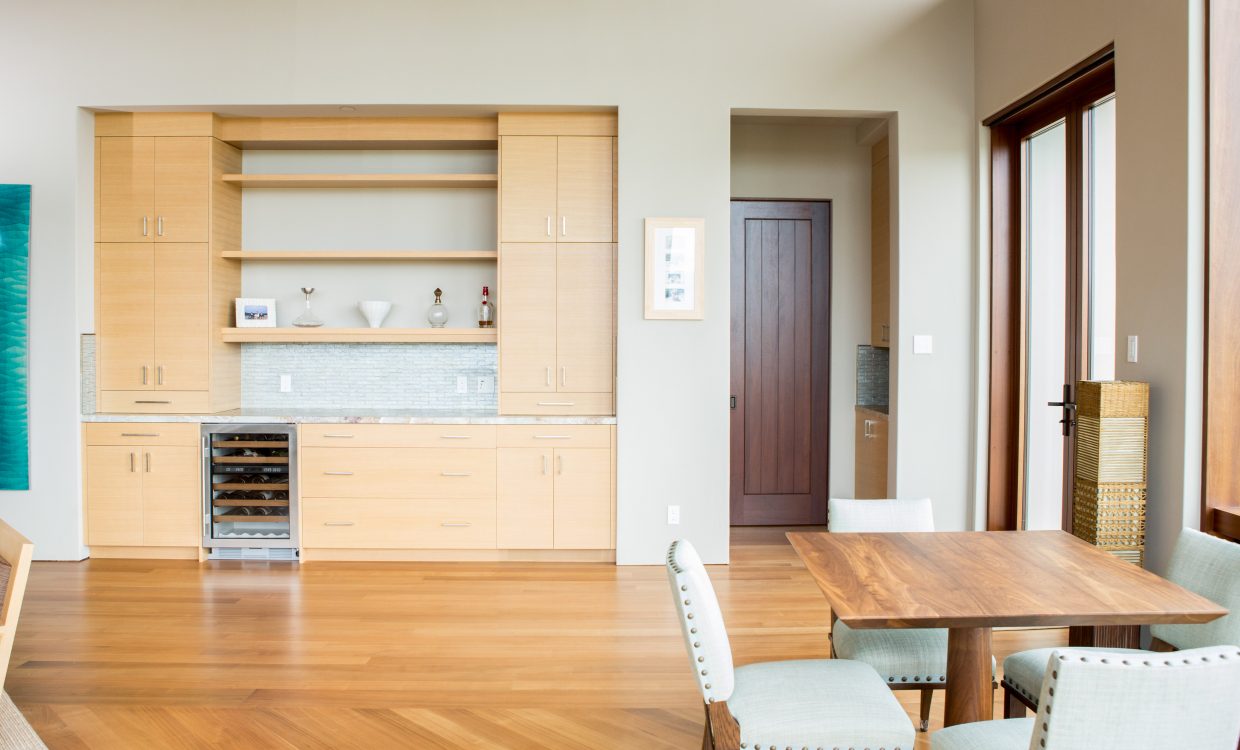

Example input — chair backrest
[828,498,935,533]
[666,539,734,704]
[1150,528,1240,649]
[1029,645,1240,750]
[0,519,33,689]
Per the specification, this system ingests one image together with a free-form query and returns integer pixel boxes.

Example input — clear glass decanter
[427,288,449,328]
[292,287,324,327]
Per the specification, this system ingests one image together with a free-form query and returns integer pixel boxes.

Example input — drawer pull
[536,401,575,406]
[441,522,472,528]
[441,471,473,477]
[322,434,354,438]
[323,471,355,476]
[323,521,355,527]
[134,400,171,404]
[439,435,471,440]
[120,432,160,437]
[533,435,571,440]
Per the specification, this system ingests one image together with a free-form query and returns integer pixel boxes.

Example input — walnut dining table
[786,530,1228,727]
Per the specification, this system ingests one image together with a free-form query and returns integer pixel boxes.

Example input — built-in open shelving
[221,327,497,344]
[222,250,497,261]
[221,173,498,188]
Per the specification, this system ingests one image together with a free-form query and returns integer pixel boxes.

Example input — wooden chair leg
[918,688,932,732]
[1003,685,1027,719]
[704,701,740,750]
[701,721,712,750]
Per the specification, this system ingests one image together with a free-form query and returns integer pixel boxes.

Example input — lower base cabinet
[301,498,497,549]
[854,408,889,499]
[496,445,612,549]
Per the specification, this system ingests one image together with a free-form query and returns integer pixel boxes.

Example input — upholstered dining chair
[933,645,1240,750]
[666,539,915,750]
[828,497,994,731]
[1001,527,1240,718]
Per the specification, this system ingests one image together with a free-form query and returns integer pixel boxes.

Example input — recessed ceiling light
[339,106,356,113]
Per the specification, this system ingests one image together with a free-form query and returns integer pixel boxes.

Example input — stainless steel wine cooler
[202,424,299,559]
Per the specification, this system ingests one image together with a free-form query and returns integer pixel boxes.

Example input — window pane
[1087,95,1117,380]
[1023,119,1068,531]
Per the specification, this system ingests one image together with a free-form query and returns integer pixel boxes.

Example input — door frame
[729,199,832,525]
[984,47,1115,530]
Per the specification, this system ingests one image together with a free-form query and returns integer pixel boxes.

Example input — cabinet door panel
[498,244,557,394]
[154,137,210,243]
[500,136,557,242]
[98,137,154,243]
[557,137,613,242]
[97,244,154,391]
[553,448,612,549]
[86,446,144,546]
[497,448,553,549]
[854,412,888,499]
[141,446,202,546]
[154,244,209,390]
[556,244,614,393]
[870,148,891,347]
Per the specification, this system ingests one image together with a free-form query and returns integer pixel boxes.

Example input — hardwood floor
[8,527,1067,748]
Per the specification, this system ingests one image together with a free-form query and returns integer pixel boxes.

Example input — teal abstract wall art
[0,185,30,491]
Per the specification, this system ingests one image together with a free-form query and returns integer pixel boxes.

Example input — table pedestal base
[945,626,993,727]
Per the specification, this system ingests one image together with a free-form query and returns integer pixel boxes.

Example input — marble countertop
[82,409,617,425]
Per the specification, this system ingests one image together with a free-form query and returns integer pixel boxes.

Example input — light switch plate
[667,505,681,525]
[456,376,468,394]
[913,335,933,355]
[1127,335,1139,363]
[476,376,495,394]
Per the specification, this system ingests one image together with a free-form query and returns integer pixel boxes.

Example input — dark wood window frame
[984,47,1116,531]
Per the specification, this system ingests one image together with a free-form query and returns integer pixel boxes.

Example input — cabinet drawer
[500,392,613,416]
[498,425,611,448]
[84,422,200,447]
[302,498,496,549]
[301,447,496,499]
[300,424,496,448]
[98,390,211,414]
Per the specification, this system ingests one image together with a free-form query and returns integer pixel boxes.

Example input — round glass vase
[427,288,449,328]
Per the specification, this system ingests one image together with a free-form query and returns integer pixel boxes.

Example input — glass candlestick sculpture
[427,288,449,328]
[292,287,324,327]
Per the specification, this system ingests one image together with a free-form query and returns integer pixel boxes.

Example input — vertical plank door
[500,136,558,242]
[556,136,613,243]
[153,137,210,243]
[85,446,144,546]
[556,243,614,393]
[141,446,201,546]
[730,201,831,525]
[153,244,209,391]
[553,448,611,549]
[97,243,155,392]
[97,137,154,243]
[498,244,557,394]
[496,448,554,548]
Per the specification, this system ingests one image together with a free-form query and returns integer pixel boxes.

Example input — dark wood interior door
[730,200,830,525]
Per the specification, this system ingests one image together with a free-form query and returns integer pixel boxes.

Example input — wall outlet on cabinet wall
[279,374,292,393]
[667,505,680,525]
[456,376,468,394]
[476,376,494,393]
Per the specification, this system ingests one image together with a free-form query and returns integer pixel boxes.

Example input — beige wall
[730,118,877,502]
[0,0,977,562]
[975,0,1206,571]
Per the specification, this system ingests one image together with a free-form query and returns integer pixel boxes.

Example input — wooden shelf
[212,499,290,508]
[222,250,497,261]
[213,483,290,492]
[213,514,289,523]
[213,456,289,465]
[211,441,289,448]
[221,327,497,344]
[221,173,497,188]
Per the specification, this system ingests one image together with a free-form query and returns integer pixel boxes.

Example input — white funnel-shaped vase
[358,300,393,328]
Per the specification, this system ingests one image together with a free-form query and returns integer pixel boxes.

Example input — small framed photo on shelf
[645,217,705,320]
[235,298,277,327]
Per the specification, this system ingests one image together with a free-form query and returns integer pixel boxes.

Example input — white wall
[729,118,875,501]
[0,0,977,563]
[975,0,1206,572]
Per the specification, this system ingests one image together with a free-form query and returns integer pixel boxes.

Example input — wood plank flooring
[8,527,1067,748]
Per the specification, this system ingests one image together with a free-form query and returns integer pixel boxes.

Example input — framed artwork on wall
[644,217,705,320]
[0,185,30,490]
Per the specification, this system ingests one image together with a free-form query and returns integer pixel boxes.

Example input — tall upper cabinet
[498,113,616,416]
[870,135,891,348]
[94,113,241,413]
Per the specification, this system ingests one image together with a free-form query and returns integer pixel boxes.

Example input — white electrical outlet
[667,505,681,525]
[1127,335,1139,363]
[476,376,495,393]
[279,374,292,393]
[456,376,468,394]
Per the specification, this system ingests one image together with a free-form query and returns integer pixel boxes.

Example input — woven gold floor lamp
[1072,380,1149,566]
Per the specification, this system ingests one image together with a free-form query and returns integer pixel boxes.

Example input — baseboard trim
[299,548,616,563]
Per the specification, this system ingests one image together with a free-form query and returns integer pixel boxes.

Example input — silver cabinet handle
[322,434,354,439]
[560,366,566,387]
[545,367,552,387]
[441,522,472,527]
[129,452,135,472]
[546,215,552,237]
[533,435,570,440]
[441,471,472,477]
[134,400,171,404]
[439,435,471,440]
[141,365,148,385]
[542,454,548,475]
[157,365,164,385]
[121,432,159,437]
[561,216,567,236]
[142,216,148,237]
[323,471,354,476]
[537,401,575,406]
[323,521,355,527]
[556,454,563,475]
[145,452,151,472]
[881,324,889,343]
[864,419,877,438]
[157,216,164,237]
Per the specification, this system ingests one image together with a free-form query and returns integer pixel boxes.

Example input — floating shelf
[222,250,497,261]
[221,173,498,188]
[221,327,497,344]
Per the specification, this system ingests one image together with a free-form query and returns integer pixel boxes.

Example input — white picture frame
[644,217,705,320]
[235,298,277,327]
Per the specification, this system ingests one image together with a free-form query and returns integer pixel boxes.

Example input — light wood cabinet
[556,244,614,393]
[301,447,496,499]
[854,408,889,499]
[556,137,613,242]
[97,136,210,244]
[497,244,557,392]
[152,137,210,243]
[98,137,156,243]
[84,426,201,550]
[552,447,612,549]
[499,136,557,242]
[497,448,554,548]
[302,498,497,549]
[499,135,613,244]
[871,137,891,348]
